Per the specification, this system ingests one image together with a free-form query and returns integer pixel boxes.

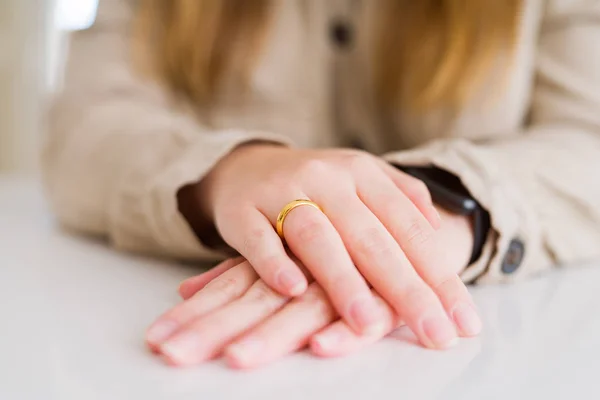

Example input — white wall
[0,0,54,173]
[0,0,98,174]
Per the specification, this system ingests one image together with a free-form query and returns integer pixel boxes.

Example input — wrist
[197,142,284,221]
[178,142,285,246]
[435,205,474,275]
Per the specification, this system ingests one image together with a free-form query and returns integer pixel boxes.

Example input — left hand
[146,206,479,368]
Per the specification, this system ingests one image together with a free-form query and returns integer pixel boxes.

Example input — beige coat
[43,0,600,284]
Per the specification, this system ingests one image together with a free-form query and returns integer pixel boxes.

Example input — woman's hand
[186,144,479,349]
[147,257,399,368]
[146,206,480,368]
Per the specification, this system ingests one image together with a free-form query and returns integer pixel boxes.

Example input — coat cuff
[110,130,293,261]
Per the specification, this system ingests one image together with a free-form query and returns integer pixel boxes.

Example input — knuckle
[203,276,241,297]
[256,254,287,275]
[353,228,395,259]
[405,219,433,249]
[298,159,331,180]
[243,282,283,308]
[288,214,327,244]
[241,228,269,257]
[341,151,373,172]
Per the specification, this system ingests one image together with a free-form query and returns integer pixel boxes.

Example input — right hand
[148,258,402,368]
[191,144,476,348]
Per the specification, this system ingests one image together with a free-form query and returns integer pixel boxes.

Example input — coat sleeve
[383,0,600,284]
[41,0,292,261]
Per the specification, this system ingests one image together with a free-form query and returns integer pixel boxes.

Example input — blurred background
[0,0,98,174]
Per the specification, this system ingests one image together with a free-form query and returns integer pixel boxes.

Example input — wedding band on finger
[276,199,324,243]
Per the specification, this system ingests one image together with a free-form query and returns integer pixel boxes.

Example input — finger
[224,283,336,369]
[311,294,403,358]
[358,167,481,339]
[377,160,441,230]
[420,274,482,338]
[408,210,482,337]
[281,202,384,335]
[160,280,288,366]
[314,185,456,349]
[178,257,244,300]
[219,207,308,297]
[146,261,258,350]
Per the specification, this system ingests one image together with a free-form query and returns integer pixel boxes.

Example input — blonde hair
[135,0,522,111]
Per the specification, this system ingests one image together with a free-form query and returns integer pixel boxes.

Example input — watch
[398,165,491,266]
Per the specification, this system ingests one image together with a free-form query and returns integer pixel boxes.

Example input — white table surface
[1,175,600,400]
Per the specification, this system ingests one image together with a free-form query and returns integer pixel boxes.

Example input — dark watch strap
[398,166,491,266]
[468,206,491,264]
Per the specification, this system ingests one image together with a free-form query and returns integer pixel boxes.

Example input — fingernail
[161,335,197,365]
[422,315,457,349]
[312,331,340,352]
[349,296,382,334]
[277,270,305,296]
[146,320,178,345]
[227,338,264,365]
[177,279,190,291]
[452,302,482,337]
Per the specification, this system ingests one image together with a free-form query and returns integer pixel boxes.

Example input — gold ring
[276,199,323,240]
